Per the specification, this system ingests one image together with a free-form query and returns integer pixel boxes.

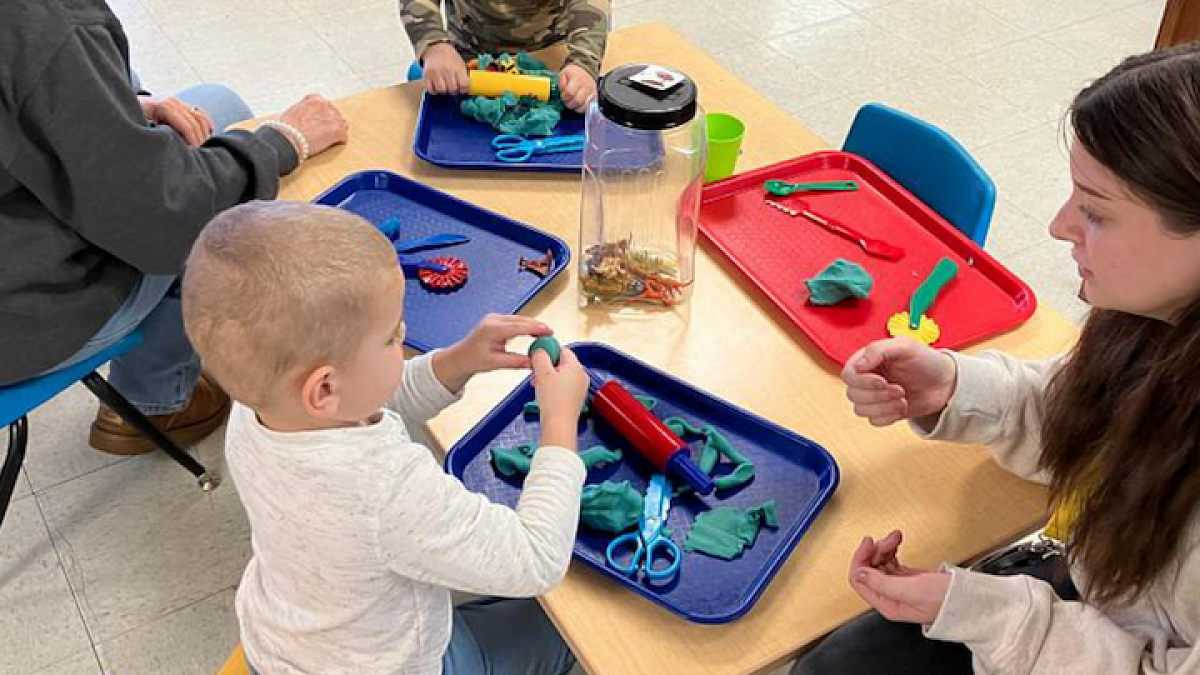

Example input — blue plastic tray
[445,343,840,623]
[314,171,570,352]
[414,93,587,171]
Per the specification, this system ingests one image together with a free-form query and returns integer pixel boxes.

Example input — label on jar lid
[628,66,686,93]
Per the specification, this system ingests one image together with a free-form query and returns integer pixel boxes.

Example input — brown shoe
[89,374,232,456]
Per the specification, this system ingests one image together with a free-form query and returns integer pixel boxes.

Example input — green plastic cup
[705,112,746,183]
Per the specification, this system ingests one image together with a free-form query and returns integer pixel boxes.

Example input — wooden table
[275,23,1079,675]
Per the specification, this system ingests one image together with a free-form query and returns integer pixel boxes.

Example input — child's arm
[379,351,589,596]
[378,442,585,597]
[560,0,610,79]
[399,0,453,67]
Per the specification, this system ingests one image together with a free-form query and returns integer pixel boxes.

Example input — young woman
[793,42,1200,675]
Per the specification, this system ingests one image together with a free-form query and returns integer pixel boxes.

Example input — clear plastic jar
[579,64,706,310]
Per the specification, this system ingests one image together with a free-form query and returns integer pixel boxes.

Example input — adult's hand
[139,95,213,147]
[841,337,958,427]
[278,94,349,158]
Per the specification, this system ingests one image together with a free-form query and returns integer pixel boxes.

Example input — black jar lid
[597,64,698,131]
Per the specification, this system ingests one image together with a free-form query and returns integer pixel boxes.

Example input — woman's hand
[849,530,951,624]
[139,95,213,147]
[842,337,958,427]
[278,94,349,158]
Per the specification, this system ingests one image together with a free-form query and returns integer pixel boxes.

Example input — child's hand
[422,42,470,95]
[433,314,552,392]
[531,346,588,451]
[842,337,957,427]
[848,530,950,624]
[558,65,597,112]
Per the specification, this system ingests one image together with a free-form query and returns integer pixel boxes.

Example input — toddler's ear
[300,365,340,419]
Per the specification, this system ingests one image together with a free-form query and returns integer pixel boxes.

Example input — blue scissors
[491,134,586,163]
[605,474,682,581]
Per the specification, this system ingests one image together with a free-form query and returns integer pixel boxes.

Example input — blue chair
[842,102,996,247]
[0,329,219,532]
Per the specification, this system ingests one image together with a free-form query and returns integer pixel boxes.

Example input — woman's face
[1049,141,1200,322]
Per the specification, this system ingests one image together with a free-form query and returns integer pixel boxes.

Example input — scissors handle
[642,536,682,580]
[393,233,470,254]
[605,531,645,576]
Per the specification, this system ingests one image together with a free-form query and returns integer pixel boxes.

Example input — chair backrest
[0,330,143,428]
[842,102,996,246]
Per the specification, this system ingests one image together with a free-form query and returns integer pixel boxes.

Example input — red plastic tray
[699,151,1036,365]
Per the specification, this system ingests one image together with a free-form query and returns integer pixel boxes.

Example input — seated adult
[0,0,349,454]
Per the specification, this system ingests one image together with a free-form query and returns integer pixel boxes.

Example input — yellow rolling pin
[468,70,552,101]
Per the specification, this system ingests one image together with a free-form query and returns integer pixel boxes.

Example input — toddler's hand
[558,65,597,112]
[531,346,588,451]
[433,314,552,392]
[422,42,470,95]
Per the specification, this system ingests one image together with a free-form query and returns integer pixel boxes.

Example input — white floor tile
[22,381,129,495]
[951,36,1095,125]
[359,65,407,91]
[0,498,93,673]
[38,432,251,642]
[767,15,940,99]
[973,121,1072,228]
[306,2,416,77]
[129,42,204,97]
[97,589,239,675]
[32,650,103,675]
[787,95,865,147]
[1040,2,1162,75]
[613,0,758,51]
[723,0,854,42]
[709,42,846,111]
[1004,239,1090,324]
[982,0,1137,33]
[287,0,385,18]
[144,0,299,37]
[986,197,1049,260]
[860,0,1028,61]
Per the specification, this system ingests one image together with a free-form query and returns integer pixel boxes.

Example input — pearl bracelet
[260,120,310,163]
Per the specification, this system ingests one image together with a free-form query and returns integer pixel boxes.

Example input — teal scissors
[491,134,586,163]
[605,474,682,581]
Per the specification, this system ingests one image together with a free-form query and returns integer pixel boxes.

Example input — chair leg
[81,372,220,492]
[0,416,29,532]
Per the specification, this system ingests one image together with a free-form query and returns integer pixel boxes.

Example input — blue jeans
[47,82,254,414]
[246,597,576,675]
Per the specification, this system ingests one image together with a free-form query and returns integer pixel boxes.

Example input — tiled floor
[4,0,1165,672]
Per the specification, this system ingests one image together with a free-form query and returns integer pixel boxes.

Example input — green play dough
[580,445,622,471]
[461,92,563,136]
[528,336,562,365]
[805,258,874,305]
[684,501,780,560]
[522,394,654,417]
[491,443,537,477]
[491,443,620,475]
[664,418,755,491]
[580,480,643,533]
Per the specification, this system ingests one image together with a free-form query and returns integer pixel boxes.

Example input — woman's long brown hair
[1041,42,1200,605]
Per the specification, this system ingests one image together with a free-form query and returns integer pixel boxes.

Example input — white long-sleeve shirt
[227,354,586,675]
[916,351,1200,674]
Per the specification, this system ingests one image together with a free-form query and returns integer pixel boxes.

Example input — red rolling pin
[529,337,715,495]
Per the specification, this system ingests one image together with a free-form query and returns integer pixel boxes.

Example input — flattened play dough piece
[580,445,622,471]
[580,480,643,533]
[805,258,873,305]
[684,500,780,560]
